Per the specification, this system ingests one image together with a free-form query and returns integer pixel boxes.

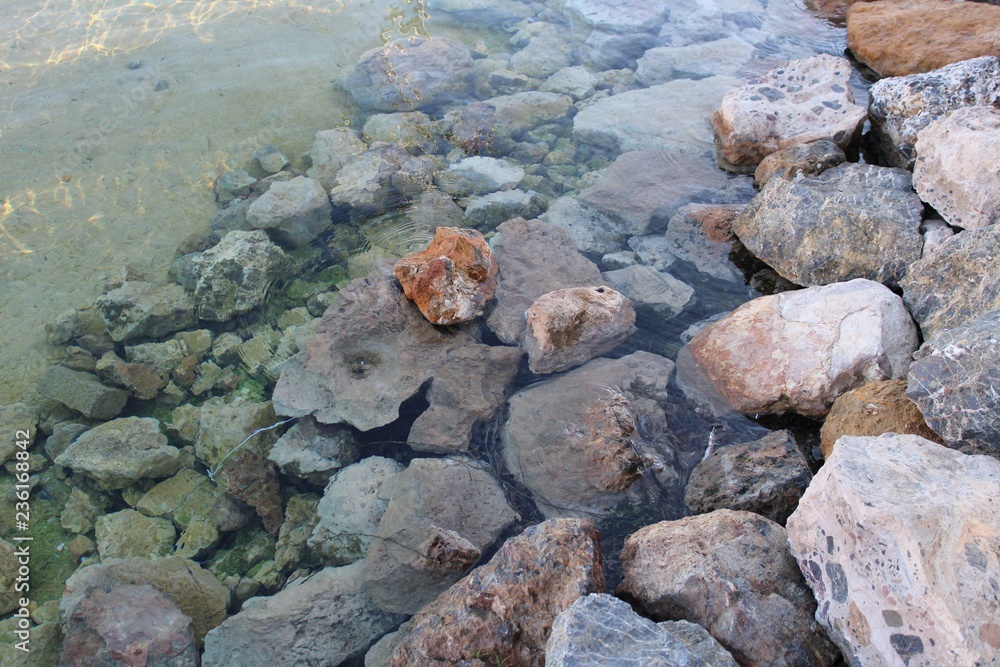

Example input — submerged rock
[662,203,745,283]
[787,434,1000,667]
[384,518,606,667]
[38,366,129,420]
[541,196,627,255]
[329,145,434,217]
[436,156,524,196]
[245,175,332,248]
[637,38,754,85]
[135,468,250,533]
[95,280,196,342]
[679,279,919,417]
[462,189,545,230]
[191,230,286,322]
[95,509,176,559]
[306,127,367,188]
[867,56,1000,169]
[618,510,839,667]
[267,415,359,484]
[602,265,696,318]
[547,594,738,667]
[711,55,865,173]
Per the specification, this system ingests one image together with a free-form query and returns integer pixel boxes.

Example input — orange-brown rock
[820,380,944,459]
[384,518,606,667]
[393,226,498,325]
[847,0,1000,77]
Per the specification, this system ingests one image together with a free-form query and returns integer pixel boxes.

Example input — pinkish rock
[524,286,635,374]
[393,226,498,325]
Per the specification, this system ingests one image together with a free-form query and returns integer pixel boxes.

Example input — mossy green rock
[246,559,285,593]
[0,540,16,615]
[274,493,321,573]
[207,529,276,580]
[0,619,63,667]
[95,509,176,559]
[135,468,249,532]
[195,398,278,471]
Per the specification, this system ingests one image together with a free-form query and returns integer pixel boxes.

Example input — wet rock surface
[680,279,919,417]
[267,415,359,484]
[787,434,1000,667]
[245,176,333,248]
[906,311,1000,459]
[546,593,739,667]
[191,230,286,322]
[38,366,129,420]
[753,139,845,190]
[711,55,865,173]
[618,509,839,667]
[602,265,696,317]
[867,56,1000,169]
[733,164,923,288]
[384,518,606,667]
[95,281,197,342]
[94,509,176,559]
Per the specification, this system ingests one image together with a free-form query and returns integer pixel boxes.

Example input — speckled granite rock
[906,311,1000,459]
[733,164,923,288]
[913,105,1000,231]
[546,594,738,667]
[867,56,1000,169]
[711,55,865,173]
[901,225,1000,338]
[787,434,1000,667]
[618,510,839,666]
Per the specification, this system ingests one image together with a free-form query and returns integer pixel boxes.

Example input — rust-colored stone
[394,226,498,325]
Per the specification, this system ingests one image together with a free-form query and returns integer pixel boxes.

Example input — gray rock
[215,169,256,203]
[462,189,545,229]
[900,224,1000,338]
[487,91,574,138]
[685,429,812,525]
[95,509,177,559]
[509,23,574,79]
[582,29,660,70]
[662,203,745,282]
[135,468,251,532]
[486,218,606,345]
[601,251,636,270]
[267,415,359,484]
[44,420,88,460]
[330,145,434,216]
[541,196,628,255]
[209,199,252,241]
[252,145,290,175]
[407,344,523,454]
[906,311,1000,458]
[546,594,738,667]
[578,151,754,236]
[920,218,954,257]
[55,417,182,490]
[637,38,755,85]
[306,127,367,188]
[787,434,1000,667]
[503,351,674,518]
[364,457,519,614]
[195,398,279,471]
[913,105,1000,230]
[436,156,524,196]
[345,36,475,112]
[574,76,740,155]
[627,235,677,270]
[245,176,332,248]
[125,339,190,377]
[540,66,600,101]
[310,456,404,565]
[733,163,924,288]
[868,56,1000,169]
[95,280,197,342]
[711,55,866,173]
[753,139,846,190]
[362,111,439,155]
[192,230,287,322]
[618,510,839,667]
[564,0,670,33]
[272,270,478,431]
[61,486,113,534]
[602,265,695,318]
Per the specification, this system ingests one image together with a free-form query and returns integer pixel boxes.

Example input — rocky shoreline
[2,0,999,665]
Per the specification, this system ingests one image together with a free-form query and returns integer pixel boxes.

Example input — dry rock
[787,433,1000,667]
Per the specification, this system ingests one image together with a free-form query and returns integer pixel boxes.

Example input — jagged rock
[214,169,256,204]
[384,519,606,667]
[503,351,672,518]
[220,450,284,536]
[407,344,522,453]
[753,140,846,189]
[820,379,942,459]
[393,226,497,325]
[602,265,695,318]
[245,176,332,248]
[364,457,519,615]
[578,151,754,236]
[685,430,812,525]
[637,38,755,85]
[546,594,739,667]
[251,145,289,174]
[267,415,359,484]
[847,0,1000,77]
[900,225,1000,338]
[509,22,574,79]
[125,339,190,377]
[310,457,404,565]
[733,164,923,288]
[329,145,434,216]
[913,105,1000,230]
[306,127,367,188]
[135,468,250,532]
[60,557,229,644]
[787,434,1000,667]
[541,196,627,255]
[906,311,1000,458]
[55,417,182,490]
[867,56,1000,169]
[175,518,220,559]
[95,509,176,559]
[203,562,405,667]
[618,510,839,667]
[191,230,286,322]
[678,279,919,417]
[273,270,477,430]
[920,218,954,257]
[61,487,112,535]
[95,281,196,342]
[462,189,545,230]
[443,101,515,155]
[524,286,635,374]
[486,218,606,345]
[60,583,198,667]
[346,37,475,112]
[711,55,865,173]
[626,234,677,271]
[574,76,740,155]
